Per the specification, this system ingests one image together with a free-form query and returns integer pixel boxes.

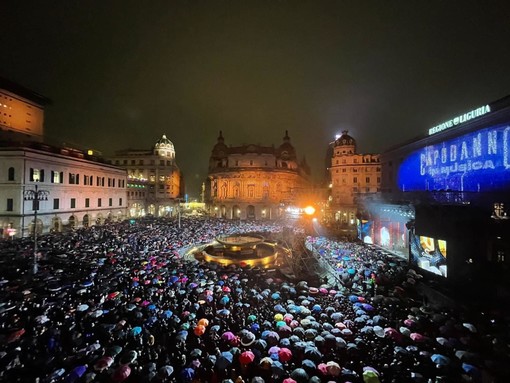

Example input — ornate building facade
[206,131,311,220]
[329,131,381,225]
[110,135,183,217]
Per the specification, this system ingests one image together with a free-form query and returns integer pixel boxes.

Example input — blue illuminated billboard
[399,124,510,192]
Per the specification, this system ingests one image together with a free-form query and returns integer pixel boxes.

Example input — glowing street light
[24,184,49,275]
[304,206,316,216]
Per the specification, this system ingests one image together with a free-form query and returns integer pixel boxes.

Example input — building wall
[0,147,127,238]
[110,136,183,217]
[0,89,45,141]
[207,132,310,220]
[329,132,381,224]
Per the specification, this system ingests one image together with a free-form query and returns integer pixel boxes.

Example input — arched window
[8,167,15,181]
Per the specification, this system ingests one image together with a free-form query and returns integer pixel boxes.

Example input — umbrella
[129,327,142,336]
[362,368,380,383]
[463,323,477,333]
[290,367,309,383]
[112,365,131,382]
[181,367,195,381]
[158,365,174,378]
[6,329,25,343]
[94,356,114,372]
[303,346,322,362]
[120,350,138,364]
[278,347,292,362]
[326,361,341,376]
[272,361,285,377]
[216,351,234,369]
[431,354,451,366]
[194,325,206,336]
[77,304,89,312]
[190,349,203,358]
[239,350,255,364]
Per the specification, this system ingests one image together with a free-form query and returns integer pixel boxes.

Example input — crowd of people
[0,217,508,383]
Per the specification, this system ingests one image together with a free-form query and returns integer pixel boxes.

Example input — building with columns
[206,131,311,220]
[328,131,381,225]
[109,134,183,217]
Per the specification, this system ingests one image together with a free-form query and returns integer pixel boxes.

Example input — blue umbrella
[312,304,321,312]
[431,354,450,366]
[347,268,356,275]
[162,310,173,318]
[342,256,351,261]
[217,309,230,317]
[274,304,286,313]
[181,367,195,381]
[216,351,233,369]
[132,281,139,287]
[176,330,188,341]
[271,361,285,377]
[348,295,359,302]
[148,304,157,311]
[130,326,142,336]
[271,292,281,300]
[220,296,230,305]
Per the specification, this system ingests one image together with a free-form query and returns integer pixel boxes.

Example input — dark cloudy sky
[2,1,510,197]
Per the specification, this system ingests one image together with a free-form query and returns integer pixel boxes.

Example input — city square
[1,2,510,383]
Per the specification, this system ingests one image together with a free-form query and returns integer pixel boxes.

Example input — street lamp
[23,184,49,275]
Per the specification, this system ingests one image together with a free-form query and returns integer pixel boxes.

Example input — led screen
[357,219,373,243]
[410,233,447,277]
[399,124,510,192]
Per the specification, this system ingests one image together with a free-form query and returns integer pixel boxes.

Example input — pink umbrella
[94,356,114,372]
[410,333,427,342]
[221,331,236,342]
[112,365,131,382]
[269,346,281,355]
[317,363,328,375]
[319,287,328,294]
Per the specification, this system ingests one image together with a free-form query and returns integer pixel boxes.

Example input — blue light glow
[399,124,510,192]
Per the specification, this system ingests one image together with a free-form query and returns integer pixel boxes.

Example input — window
[53,198,59,209]
[70,198,76,209]
[112,179,116,187]
[51,171,63,184]
[109,198,113,206]
[366,177,370,183]
[235,160,239,166]
[8,167,15,181]
[69,173,77,184]
[342,169,346,173]
[98,198,102,207]
[6,198,13,211]
[377,177,381,183]
[119,198,123,206]
[160,160,164,165]
[131,160,136,165]
[85,198,90,208]
[123,160,127,165]
[30,168,44,182]
[250,160,253,166]
[353,177,358,183]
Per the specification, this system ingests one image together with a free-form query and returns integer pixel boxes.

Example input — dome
[334,130,356,147]
[154,134,175,158]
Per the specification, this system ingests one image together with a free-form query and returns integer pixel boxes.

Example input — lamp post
[24,184,49,275]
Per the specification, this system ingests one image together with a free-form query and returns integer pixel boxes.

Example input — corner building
[206,131,311,220]
[0,78,128,238]
[110,135,183,217]
[329,131,381,225]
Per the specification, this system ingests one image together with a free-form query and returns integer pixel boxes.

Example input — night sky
[2,1,510,197]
